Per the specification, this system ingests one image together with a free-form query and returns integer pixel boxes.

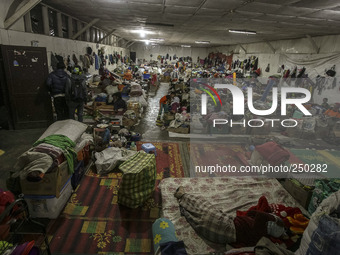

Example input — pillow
[152,218,178,252]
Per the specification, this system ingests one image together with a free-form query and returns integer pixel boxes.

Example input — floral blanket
[159,177,307,254]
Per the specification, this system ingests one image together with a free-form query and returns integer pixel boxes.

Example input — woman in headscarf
[171,96,180,113]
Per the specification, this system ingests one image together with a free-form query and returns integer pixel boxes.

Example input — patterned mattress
[159,177,307,254]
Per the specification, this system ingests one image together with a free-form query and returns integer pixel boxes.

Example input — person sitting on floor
[324,104,340,119]
[112,92,127,114]
[174,186,285,247]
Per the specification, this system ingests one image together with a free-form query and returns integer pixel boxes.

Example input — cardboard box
[167,126,189,134]
[25,179,72,219]
[123,117,137,127]
[230,126,247,135]
[21,161,71,198]
[163,113,175,121]
[175,83,185,91]
[283,179,313,209]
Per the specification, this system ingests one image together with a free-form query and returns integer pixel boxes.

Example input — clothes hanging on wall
[72,54,78,65]
[94,53,99,70]
[51,53,58,71]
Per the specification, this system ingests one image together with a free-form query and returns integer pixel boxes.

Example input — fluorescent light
[130,29,155,37]
[149,38,164,42]
[181,45,191,48]
[195,41,210,44]
[229,29,256,35]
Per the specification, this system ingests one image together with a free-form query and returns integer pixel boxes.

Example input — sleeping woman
[174,186,286,247]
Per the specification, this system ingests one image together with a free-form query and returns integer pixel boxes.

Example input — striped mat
[48,142,184,254]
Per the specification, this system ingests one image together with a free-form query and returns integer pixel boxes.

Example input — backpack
[70,77,85,101]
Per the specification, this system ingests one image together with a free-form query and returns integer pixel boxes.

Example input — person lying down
[174,186,286,248]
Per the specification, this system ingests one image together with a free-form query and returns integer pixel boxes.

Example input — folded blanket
[32,144,65,170]
[38,119,87,143]
[33,134,76,174]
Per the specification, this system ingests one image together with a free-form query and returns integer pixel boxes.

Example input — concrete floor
[136,82,170,141]
[1,82,339,190]
[0,128,46,190]
[0,82,178,190]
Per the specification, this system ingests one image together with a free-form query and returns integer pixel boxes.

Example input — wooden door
[130,52,136,63]
[1,45,53,129]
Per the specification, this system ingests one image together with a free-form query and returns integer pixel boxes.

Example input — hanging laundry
[326,65,336,77]
[297,67,306,78]
[86,47,92,55]
[51,53,58,71]
[55,54,64,65]
[283,69,290,79]
[94,54,99,70]
[72,54,78,65]
[253,57,259,70]
[79,55,84,65]
[83,55,91,69]
[277,66,282,73]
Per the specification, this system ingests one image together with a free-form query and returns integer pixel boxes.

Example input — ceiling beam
[193,0,208,16]
[124,40,132,47]
[162,0,166,14]
[127,41,136,48]
[115,37,124,46]
[97,29,116,43]
[306,34,320,54]
[72,18,100,40]
[238,44,247,54]
[4,0,42,30]
[264,41,276,54]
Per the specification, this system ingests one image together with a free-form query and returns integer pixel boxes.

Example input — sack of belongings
[118,151,156,208]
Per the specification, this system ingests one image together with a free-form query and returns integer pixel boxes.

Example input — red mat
[48,142,184,254]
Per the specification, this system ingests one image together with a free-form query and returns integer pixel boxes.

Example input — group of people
[47,62,87,122]
[158,92,188,118]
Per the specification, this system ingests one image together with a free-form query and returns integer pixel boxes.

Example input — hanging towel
[33,134,77,174]
[94,54,99,70]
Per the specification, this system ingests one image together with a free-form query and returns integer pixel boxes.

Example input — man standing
[46,62,70,120]
[66,67,87,122]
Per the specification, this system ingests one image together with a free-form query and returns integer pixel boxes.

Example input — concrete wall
[0,0,129,76]
[212,35,340,104]
[130,43,209,64]
[0,28,129,75]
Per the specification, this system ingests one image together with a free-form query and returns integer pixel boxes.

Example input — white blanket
[39,119,87,143]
